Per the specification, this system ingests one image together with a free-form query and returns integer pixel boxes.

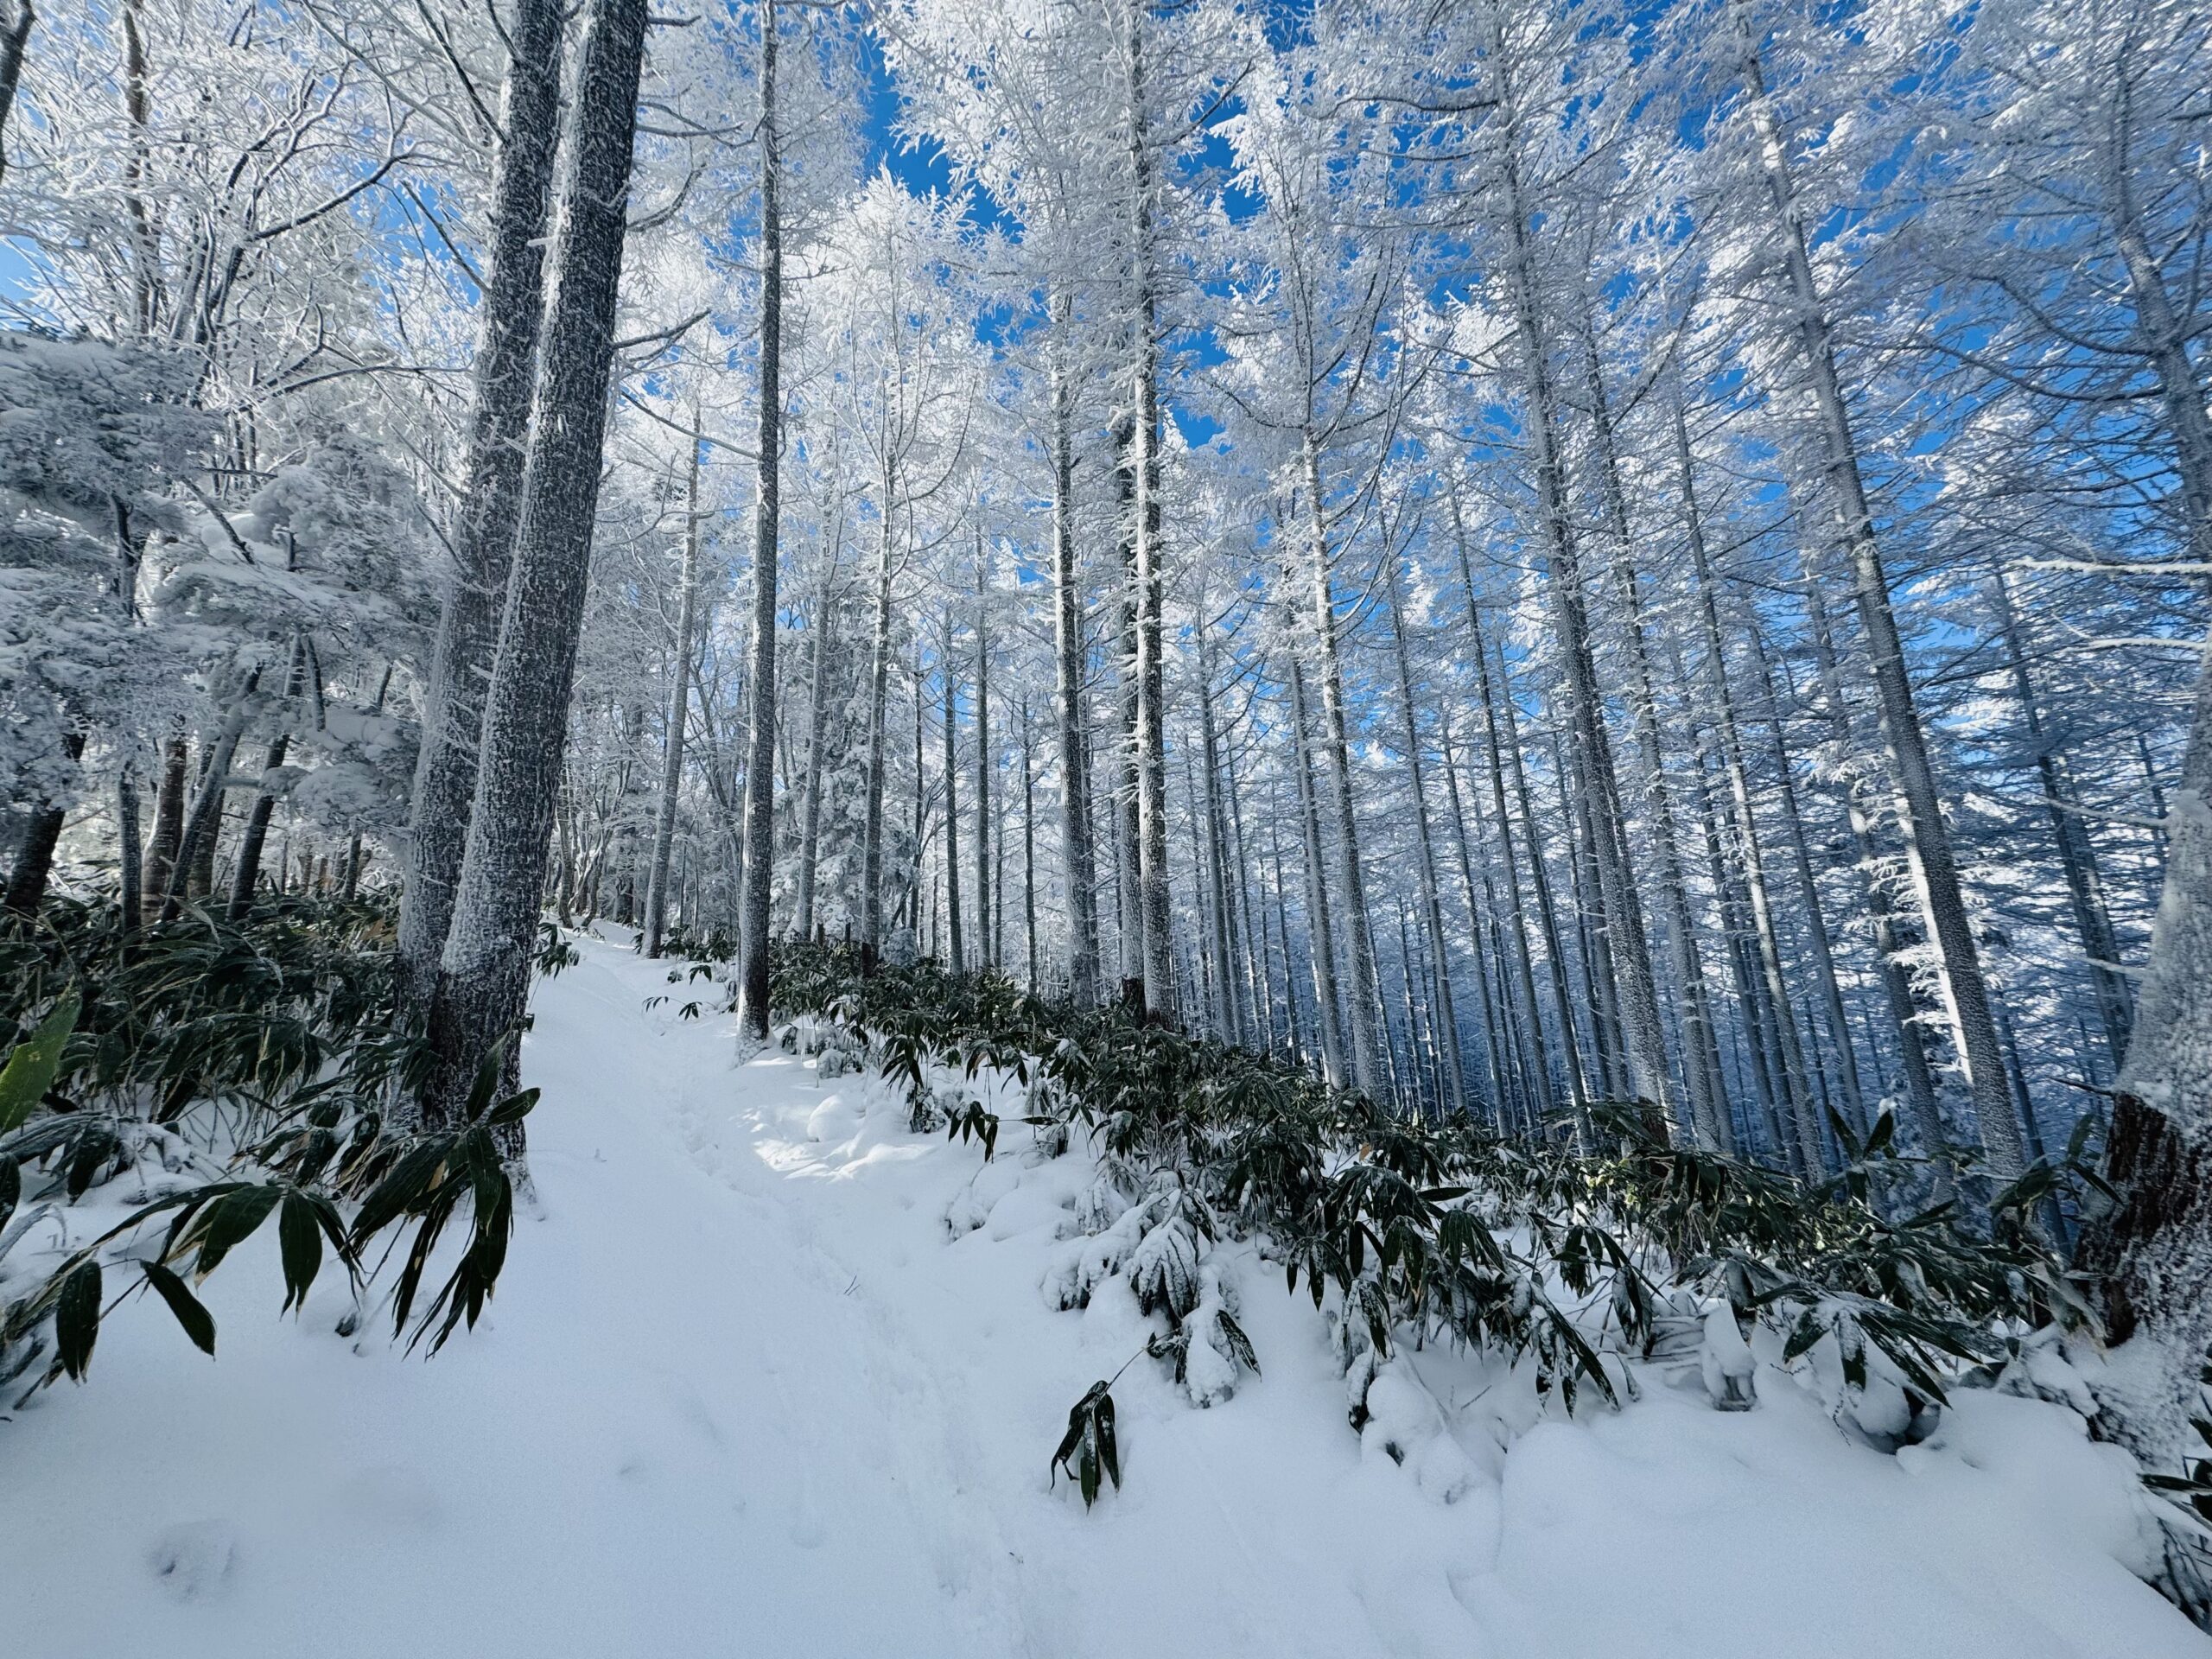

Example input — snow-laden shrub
[0,892,532,1410]
[770,937,2109,1504]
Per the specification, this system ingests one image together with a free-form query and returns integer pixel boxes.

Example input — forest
[3,0,2212,1651]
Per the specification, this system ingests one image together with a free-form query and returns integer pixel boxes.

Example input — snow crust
[2,935,2203,1658]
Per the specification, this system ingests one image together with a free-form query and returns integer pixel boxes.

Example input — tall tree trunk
[1801,582,1950,1184]
[422,0,650,1124]
[1745,615,1871,1141]
[1020,695,1039,990]
[941,626,964,976]
[794,569,834,944]
[1048,289,1100,1001]
[1578,321,1730,1147]
[1383,559,1467,1114]
[1304,431,1382,1094]
[2072,126,2212,1466]
[397,0,566,1015]
[1111,416,1144,1008]
[1679,425,1825,1177]
[861,466,898,965]
[1730,3,2023,1179]
[736,0,782,1039]
[645,435,705,959]
[1488,68,1673,1122]
[1436,702,1513,1127]
[1989,570,2133,1067]
[1489,624,1589,1127]
[1123,0,1173,1023]
[1287,657,1347,1086]
[974,548,994,973]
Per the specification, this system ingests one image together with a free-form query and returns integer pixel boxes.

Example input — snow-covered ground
[3,935,2205,1658]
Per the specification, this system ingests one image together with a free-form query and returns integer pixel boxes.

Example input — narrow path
[1,935,2202,1659]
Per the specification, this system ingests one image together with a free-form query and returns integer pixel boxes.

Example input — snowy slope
[3,934,2204,1659]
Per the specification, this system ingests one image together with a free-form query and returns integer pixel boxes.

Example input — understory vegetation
[0,893,532,1410]
[767,935,2211,1614]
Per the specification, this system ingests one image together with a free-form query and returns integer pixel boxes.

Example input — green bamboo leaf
[0,991,81,1136]
[56,1258,102,1380]
[277,1190,323,1313]
[142,1261,216,1356]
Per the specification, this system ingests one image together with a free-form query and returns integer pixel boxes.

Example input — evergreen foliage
[0,893,530,1407]
[770,936,2126,1476]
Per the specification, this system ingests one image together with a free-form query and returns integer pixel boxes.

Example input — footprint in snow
[147,1520,238,1603]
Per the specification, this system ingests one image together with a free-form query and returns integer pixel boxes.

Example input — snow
[2,933,2205,1659]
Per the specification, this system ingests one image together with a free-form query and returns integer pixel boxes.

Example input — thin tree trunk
[861,470,897,964]
[162,671,260,920]
[795,569,835,944]
[1021,695,1038,990]
[1801,583,1950,1184]
[736,0,782,1039]
[1745,614,1871,1141]
[1578,321,1730,1147]
[397,0,566,1015]
[974,547,993,973]
[1488,66,1673,1122]
[1490,626,1588,1127]
[1989,570,2133,1067]
[227,637,309,920]
[1383,558,1467,1114]
[1048,290,1100,1001]
[1287,657,1347,1085]
[645,433,705,958]
[1730,3,2023,1179]
[143,729,187,921]
[1679,432,1825,1177]
[117,761,143,929]
[941,625,963,976]
[1304,431,1382,1093]
[1124,1,1173,1023]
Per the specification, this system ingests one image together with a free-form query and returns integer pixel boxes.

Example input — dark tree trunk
[143,729,188,922]
[4,730,82,915]
[421,0,651,1125]
[735,0,781,1039]
[397,0,567,1015]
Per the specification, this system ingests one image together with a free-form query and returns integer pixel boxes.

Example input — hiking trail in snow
[3,934,2204,1659]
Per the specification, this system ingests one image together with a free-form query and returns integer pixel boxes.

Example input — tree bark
[117,760,143,929]
[422,0,650,1124]
[1383,558,1467,1114]
[162,671,260,920]
[1304,432,1382,1094]
[0,0,33,192]
[1731,0,2024,1179]
[227,637,310,920]
[397,0,566,1015]
[736,0,782,1039]
[941,624,964,976]
[645,435,706,958]
[4,730,82,915]
[1287,655,1347,1086]
[1047,291,1100,1001]
[1122,0,1173,1023]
